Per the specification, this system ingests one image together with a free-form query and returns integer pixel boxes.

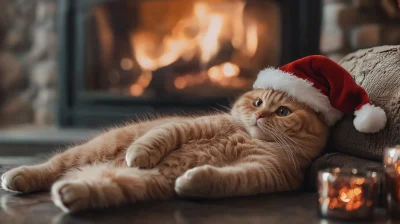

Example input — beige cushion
[329,45,400,160]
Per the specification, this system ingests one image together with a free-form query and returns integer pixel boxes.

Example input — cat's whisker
[278,132,312,163]
[210,106,230,115]
[216,104,233,112]
[265,126,300,172]
[261,126,300,173]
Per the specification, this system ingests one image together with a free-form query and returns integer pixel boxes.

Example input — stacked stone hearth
[321,0,400,62]
[0,0,57,127]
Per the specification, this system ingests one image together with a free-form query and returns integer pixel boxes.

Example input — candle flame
[320,180,369,212]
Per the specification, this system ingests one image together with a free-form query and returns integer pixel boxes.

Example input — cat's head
[231,89,329,157]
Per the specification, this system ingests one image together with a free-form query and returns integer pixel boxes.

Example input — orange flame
[197,15,224,64]
[245,23,258,57]
[130,1,258,95]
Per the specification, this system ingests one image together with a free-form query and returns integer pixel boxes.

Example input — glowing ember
[207,62,240,82]
[130,84,144,96]
[354,178,365,185]
[173,72,208,89]
[174,77,187,89]
[127,72,153,96]
[136,72,153,88]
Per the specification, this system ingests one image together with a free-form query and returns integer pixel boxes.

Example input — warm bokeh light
[221,62,240,77]
[246,23,258,57]
[129,84,144,96]
[136,72,153,88]
[208,65,224,81]
[174,77,187,89]
[321,185,366,212]
[120,58,134,71]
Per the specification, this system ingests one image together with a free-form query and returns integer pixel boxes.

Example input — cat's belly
[157,134,252,180]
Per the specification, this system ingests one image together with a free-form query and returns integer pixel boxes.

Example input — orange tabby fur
[1,89,328,213]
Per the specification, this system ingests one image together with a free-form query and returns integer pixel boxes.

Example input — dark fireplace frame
[57,0,322,127]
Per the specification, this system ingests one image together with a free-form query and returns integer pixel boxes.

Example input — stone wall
[321,0,400,62]
[0,0,57,127]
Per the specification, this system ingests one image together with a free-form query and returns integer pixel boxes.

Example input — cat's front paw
[174,165,216,197]
[1,167,36,193]
[125,144,161,168]
[52,180,90,213]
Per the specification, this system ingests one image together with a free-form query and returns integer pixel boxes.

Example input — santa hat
[253,55,387,133]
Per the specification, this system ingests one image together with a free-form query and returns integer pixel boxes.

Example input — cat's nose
[255,113,265,120]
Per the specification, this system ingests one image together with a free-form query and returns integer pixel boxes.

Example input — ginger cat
[1,89,328,213]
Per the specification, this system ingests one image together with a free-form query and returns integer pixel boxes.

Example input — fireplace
[57,0,321,127]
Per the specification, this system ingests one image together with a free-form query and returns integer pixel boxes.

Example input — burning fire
[172,62,245,90]
[129,1,258,95]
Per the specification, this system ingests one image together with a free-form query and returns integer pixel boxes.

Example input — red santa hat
[253,55,387,133]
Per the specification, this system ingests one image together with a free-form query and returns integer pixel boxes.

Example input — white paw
[174,166,214,197]
[51,180,90,213]
[174,169,194,191]
[125,144,160,168]
[1,167,31,193]
[183,168,197,179]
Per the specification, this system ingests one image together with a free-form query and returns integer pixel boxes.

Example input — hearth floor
[0,157,394,224]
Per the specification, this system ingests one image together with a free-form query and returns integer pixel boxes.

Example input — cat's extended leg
[1,118,178,193]
[126,115,234,168]
[174,160,301,198]
[51,165,172,213]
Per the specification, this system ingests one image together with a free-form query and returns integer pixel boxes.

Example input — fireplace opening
[58,0,321,127]
[87,0,280,99]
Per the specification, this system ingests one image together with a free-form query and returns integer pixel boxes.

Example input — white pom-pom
[353,104,387,133]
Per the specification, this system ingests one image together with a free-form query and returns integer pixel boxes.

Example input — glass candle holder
[317,168,379,220]
[383,145,400,218]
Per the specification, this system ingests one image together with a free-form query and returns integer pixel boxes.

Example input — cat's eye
[253,98,263,107]
[276,106,291,117]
